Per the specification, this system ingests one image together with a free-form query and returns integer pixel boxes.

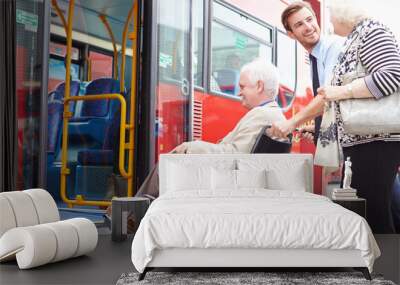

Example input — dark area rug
[116,271,396,285]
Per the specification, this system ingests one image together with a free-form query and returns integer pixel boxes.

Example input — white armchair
[0,189,97,269]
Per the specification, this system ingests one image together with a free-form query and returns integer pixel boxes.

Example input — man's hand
[170,143,188,154]
[298,124,315,142]
[268,119,296,139]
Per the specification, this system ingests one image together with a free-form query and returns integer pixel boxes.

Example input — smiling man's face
[287,7,321,52]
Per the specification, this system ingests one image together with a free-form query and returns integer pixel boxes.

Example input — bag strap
[338,27,368,82]
[354,29,368,77]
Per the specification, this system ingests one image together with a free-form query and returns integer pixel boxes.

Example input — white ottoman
[0,189,98,269]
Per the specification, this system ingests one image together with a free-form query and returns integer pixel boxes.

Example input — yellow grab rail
[60,94,129,207]
[125,0,139,197]
[86,55,92,81]
[51,0,68,34]
[120,4,135,93]
[58,0,138,206]
[66,94,131,179]
[99,14,119,79]
[60,0,75,207]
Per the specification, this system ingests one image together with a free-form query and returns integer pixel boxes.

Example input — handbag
[314,101,340,172]
[338,31,400,135]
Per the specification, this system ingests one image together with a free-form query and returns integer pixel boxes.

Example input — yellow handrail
[60,93,128,207]
[126,0,139,197]
[99,14,119,79]
[66,94,131,179]
[60,0,75,207]
[58,0,138,207]
[120,4,135,93]
[51,0,68,34]
[86,55,92,81]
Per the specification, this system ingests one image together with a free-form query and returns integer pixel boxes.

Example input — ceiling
[50,0,137,45]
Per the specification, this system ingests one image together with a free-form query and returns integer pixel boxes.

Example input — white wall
[322,0,400,42]
[365,0,400,41]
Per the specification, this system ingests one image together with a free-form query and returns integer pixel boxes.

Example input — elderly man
[172,59,285,155]
[133,59,286,199]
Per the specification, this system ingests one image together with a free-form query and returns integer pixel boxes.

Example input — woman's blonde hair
[327,0,369,30]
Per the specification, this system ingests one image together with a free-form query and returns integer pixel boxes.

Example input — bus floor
[0,233,135,285]
[57,202,107,224]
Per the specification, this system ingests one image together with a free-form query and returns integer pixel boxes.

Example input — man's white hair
[327,0,369,30]
[240,58,280,99]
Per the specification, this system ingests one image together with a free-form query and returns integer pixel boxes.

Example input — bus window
[48,58,80,92]
[158,0,189,83]
[48,42,80,91]
[193,0,204,88]
[89,51,113,80]
[49,41,80,60]
[210,2,273,96]
[156,0,191,155]
[213,2,272,43]
[276,30,297,109]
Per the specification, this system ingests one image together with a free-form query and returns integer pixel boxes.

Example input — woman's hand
[298,124,315,143]
[317,85,349,101]
[269,119,296,139]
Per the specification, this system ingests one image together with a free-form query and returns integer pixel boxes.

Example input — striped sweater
[331,19,400,147]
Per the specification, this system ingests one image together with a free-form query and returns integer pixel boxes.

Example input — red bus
[12,0,322,204]
[147,0,321,193]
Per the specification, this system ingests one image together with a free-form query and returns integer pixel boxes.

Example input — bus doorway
[44,0,139,214]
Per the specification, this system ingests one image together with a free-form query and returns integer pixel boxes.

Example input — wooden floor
[1,233,398,285]
[0,233,134,285]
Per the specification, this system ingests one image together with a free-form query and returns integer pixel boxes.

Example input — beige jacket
[183,101,286,154]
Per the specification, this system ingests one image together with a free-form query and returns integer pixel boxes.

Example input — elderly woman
[270,0,400,233]
[317,0,400,233]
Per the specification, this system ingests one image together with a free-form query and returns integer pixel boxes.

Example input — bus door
[47,0,137,204]
[153,0,192,159]
[15,0,49,190]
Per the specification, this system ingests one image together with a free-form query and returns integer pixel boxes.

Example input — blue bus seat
[77,149,114,166]
[47,80,80,201]
[47,91,62,154]
[74,122,124,199]
[76,91,125,165]
[47,80,80,158]
[68,78,121,147]
[73,79,126,200]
